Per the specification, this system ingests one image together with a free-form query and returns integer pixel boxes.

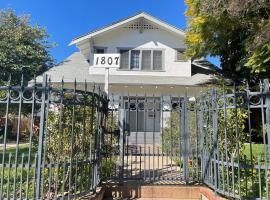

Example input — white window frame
[118,48,165,71]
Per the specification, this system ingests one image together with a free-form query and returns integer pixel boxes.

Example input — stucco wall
[78,27,191,77]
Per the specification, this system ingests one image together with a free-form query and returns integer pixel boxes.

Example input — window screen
[131,50,140,69]
[153,50,162,70]
[141,50,151,70]
[120,50,129,69]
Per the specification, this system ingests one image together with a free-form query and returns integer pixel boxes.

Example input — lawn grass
[4,143,29,152]
[0,143,34,163]
[243,143,268,163]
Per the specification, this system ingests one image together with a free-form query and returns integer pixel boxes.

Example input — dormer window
[119,48,164,71]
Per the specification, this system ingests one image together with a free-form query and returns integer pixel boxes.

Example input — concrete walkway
[122,154,184,181]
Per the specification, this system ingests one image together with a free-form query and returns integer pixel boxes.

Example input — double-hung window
[141,50,151,70]
[120,50,129,69]
[119,49,163,71]
[131,50,140,69]
[153,50,162,70]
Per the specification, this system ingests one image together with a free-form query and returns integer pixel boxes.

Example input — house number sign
[93,54,120,68]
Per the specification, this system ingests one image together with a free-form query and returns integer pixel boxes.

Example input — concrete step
[104,198,199,200]
[104,185,202,199]
[101,183,227,200]
[80,184,227,200]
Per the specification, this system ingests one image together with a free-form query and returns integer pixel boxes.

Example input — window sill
[117,69,166,72]
[175,60,187,62]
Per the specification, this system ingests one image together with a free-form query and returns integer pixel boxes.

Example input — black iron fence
[105,80,270,199]
[0,76,108,199]
[1,76,270,199]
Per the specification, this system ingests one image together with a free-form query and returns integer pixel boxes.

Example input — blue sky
[0,0,220,66]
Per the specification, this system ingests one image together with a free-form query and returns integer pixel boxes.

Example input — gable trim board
[70,12,186,46]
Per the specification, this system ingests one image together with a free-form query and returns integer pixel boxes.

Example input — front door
[124,97,160,145]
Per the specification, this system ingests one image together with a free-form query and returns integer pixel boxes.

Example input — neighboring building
[36,12,218,144]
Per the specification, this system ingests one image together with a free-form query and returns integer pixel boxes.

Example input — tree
[0,9,54,85]
[185,0,270,81]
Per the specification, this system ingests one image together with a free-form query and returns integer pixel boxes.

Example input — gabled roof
[69,12,186,46]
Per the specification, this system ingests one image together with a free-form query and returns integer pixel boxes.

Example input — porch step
[80,183,227,200]
[104,198,199,200]
[103,184,201,199]
[102,182,227,200]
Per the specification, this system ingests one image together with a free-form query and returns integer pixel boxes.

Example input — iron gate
[105,80,270,199]
[105,94,199,183]
[0,76,108,199]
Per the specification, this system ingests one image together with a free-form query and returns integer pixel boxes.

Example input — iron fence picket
[258,156,262,199]
[12,76,23,199]
[264,80,270,164]
[48,155,53,199]
[36,75,47,199]
[222,81,230,194]
[0,76,11,200]
[246,82,254,193]
[41,77,51,199]
[7,153,12,199]
[221,152,225,193]
[266,159,269,199]
[33,153,37,199]
[25,79,36,200]
[19,153,24,199]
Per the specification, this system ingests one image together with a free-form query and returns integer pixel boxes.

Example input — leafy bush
[162,87,248,161]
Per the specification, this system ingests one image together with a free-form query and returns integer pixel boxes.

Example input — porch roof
[34,52,215,86]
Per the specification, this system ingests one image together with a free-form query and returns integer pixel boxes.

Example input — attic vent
[124,20,159,30]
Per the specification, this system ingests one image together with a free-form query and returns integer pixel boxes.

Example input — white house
[37,12,217,144]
